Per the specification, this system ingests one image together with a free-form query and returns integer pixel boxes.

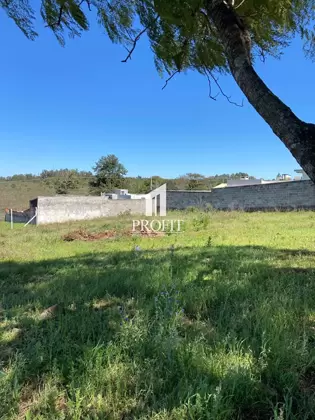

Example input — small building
[113,189,129,197]
[102,189,147,200]
[276,174,292,181]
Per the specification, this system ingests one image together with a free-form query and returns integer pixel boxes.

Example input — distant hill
[0,180,91,219]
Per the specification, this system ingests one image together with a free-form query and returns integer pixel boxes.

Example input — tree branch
[56,4,64,25]
[205,68,243,107]
[78,0,92,10]
[257,46,266,63]
[121,27,148,63]
[121,16,159,63]
[162,71,180,90]
[85,0,91,11]
[47,4,64,27]
[199,9,217,37]
[205,71,219,101]
[47,0,91,28]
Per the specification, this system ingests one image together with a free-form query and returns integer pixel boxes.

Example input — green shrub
[192,213,210,231]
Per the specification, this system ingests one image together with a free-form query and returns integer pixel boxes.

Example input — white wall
[36,196,145,224]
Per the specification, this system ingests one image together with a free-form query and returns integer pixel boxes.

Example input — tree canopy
[3,0,315,180]
[4,0,315,68]
[91,154,128,192]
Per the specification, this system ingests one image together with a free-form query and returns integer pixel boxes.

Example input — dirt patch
[136,230,166,237]
[63,229,118,242]
[18,386,67,420]
[39,304,63,320]
[63,228,165,242]
[91,299,118,311]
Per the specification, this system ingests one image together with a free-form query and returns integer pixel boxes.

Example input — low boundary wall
[35,196,145,224]
[167,180,315,211]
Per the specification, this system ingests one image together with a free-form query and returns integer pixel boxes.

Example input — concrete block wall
[36,196,145,224]
[167,180,315,211]
[166,190,214,210]
[30,180,315,225]
[210,180,315,210]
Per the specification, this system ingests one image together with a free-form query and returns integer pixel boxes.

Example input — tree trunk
[206,0,315,181]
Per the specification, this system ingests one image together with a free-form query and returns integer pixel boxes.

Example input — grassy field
[1,210,315,419]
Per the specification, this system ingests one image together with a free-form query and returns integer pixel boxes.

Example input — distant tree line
[0,169,92,181]
[0,155,255,194]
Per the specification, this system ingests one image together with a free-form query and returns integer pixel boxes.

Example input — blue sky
[1,11,314,180]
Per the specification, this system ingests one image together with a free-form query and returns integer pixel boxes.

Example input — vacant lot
[1,211,315,419]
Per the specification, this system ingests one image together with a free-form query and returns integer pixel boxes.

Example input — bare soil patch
[63,228,165,242]
[63,229,118,242]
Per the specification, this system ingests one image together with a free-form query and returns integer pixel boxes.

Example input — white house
[102,189,147,200]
